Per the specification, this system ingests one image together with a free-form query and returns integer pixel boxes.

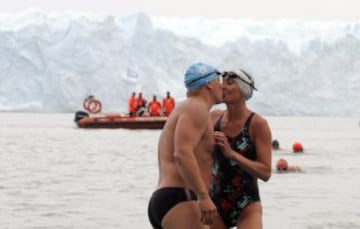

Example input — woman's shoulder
[251,112,269,127]
[210,109,225,122]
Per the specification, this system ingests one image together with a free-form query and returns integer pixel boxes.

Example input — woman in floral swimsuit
[209,70,272,229]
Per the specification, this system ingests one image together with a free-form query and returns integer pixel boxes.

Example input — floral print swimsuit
[210,112,260,227]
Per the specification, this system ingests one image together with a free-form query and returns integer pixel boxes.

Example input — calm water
[0,113,359,229]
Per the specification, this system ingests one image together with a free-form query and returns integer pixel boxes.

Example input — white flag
[126,68,138,80]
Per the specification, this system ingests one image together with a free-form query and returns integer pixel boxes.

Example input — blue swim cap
[184,62,220,90]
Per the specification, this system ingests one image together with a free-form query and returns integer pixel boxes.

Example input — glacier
[0,10,359,116]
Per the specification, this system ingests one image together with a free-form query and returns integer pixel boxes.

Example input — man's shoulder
[187,98,209,111]
[177,99,208,120]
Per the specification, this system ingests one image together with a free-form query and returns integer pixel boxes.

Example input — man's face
[210,77,223,104]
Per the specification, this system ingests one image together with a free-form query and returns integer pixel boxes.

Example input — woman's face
[222,77,242,103]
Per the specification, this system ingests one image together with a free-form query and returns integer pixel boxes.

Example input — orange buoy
[276,158,288,171]
[292,142,303,153]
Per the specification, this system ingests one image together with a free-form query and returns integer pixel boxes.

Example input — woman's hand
[214,131,235,159]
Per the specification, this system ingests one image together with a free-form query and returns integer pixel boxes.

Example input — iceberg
[0,10,359,116]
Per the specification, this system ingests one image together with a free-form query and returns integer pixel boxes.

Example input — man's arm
[173,102,217,224]
[173,103,209,197]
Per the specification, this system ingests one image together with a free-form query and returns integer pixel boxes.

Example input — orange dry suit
[128,95,138,116]
[162,97,175,116]
[148,100,162,116]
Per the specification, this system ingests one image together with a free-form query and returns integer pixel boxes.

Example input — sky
[1,0,360,20]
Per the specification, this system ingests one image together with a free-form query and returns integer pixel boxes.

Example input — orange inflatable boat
[74,111,167,129]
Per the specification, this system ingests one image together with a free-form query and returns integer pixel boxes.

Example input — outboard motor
[74,110,89,122]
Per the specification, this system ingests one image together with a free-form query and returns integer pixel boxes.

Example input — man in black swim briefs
[148,187,197,228]
[147,62,223,229]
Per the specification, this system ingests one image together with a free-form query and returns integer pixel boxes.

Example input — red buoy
[292,142,303,153]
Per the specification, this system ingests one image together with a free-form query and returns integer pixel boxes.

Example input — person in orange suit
[162,91,175,116]
[136,92,147,116]
[148,95,162,116]
[137,92,147,108]
[128,92,138,116]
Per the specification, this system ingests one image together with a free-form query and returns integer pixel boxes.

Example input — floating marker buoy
[292,142,303,153]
